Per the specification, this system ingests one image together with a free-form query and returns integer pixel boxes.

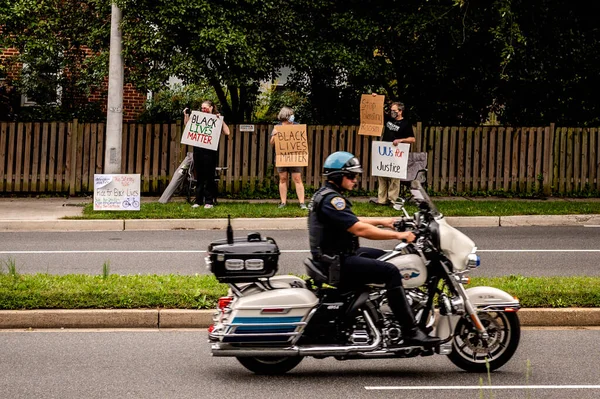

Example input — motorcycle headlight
[466,252,480,268]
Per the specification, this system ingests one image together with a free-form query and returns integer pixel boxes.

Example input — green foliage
[253,88,310,123]
[102,261,110,280]
[137,83,220,123]
[0,0,111,120]
[1,274,600,310]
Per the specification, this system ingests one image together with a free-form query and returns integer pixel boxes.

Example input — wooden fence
[1,121,599,195]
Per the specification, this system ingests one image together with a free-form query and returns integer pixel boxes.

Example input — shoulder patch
[330,196,346,210]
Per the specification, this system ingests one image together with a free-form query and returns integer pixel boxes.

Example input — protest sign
[273,124,309,167]
[180,111,224,151]
[371,141,410,179]
[94,174,141,211]
[358,94,384,136]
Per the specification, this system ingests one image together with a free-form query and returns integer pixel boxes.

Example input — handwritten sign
[273,124,309,167]
[371,142,410,179]
[358,94,384,136]
[94,174,141,211]
[180,111,224,151]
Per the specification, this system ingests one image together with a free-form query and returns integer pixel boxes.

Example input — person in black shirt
[373,101,415,205]
[308,151,441,347]
[183,100,230,209]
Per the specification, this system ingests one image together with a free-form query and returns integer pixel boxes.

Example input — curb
[1,308,599,329]
[0,220,125,232]
[0,214,598,232]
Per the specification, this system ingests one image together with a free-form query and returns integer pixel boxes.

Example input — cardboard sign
[180,111,224,151]
[94,174,141,211]
[371,142,410,179]
[358,94,384,136]
[273,124,309,167]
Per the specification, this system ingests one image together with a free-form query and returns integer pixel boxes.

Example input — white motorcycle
[207,180,521,374]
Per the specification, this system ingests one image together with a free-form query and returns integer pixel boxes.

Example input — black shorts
[276,166,304,174]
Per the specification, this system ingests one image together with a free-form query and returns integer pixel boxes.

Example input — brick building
[1,46,147,122]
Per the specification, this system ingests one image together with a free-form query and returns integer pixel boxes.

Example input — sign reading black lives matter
[181,110,224,151]
[273,124,309,167]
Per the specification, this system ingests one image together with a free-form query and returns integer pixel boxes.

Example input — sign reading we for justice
[180,111,224,151]
[371,141,411,179]
[273,124,309,167]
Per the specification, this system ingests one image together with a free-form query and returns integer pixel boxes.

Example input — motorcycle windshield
[409,180,441,218]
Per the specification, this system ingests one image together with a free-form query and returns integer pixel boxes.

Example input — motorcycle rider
[308,151,441,347]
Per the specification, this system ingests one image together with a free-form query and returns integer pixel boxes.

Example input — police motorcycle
[207,182,521,375]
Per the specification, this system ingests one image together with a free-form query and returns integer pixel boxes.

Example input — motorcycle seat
[303,258,329,285]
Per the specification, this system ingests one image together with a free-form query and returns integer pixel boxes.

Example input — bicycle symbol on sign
[122,197,140,208]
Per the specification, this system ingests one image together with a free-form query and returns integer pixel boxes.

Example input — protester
[183,100,230,209]
[270,106,307,210]
[371,97,415,205]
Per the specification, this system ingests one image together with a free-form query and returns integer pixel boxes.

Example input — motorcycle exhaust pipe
[211,310,382,358]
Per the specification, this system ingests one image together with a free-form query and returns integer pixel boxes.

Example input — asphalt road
[1,328,599,399]
[1,226,599,276]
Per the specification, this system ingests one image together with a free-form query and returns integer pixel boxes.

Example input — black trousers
[341,247,405,290]
[193,149,218,205]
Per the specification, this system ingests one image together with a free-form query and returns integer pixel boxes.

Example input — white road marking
[0,249,599,254]
[365,385,600,391]
[477,249,600,252]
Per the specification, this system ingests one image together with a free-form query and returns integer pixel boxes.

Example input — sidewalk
[1,196,600,231]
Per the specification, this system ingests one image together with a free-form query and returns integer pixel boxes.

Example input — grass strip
[73,200,600,220]
[1,274,600,310]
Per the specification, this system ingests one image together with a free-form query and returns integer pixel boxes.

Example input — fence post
[69,119,79,196]
[548,122,556,195]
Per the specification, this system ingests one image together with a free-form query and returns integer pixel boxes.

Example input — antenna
[226,214,233,244]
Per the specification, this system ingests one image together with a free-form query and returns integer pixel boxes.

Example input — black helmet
[323,151,363,178]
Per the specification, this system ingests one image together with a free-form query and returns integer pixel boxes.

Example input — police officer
[308,151,441,347]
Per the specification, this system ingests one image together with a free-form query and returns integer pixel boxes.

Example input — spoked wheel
[447,311,520,372]
[236,356,303,375]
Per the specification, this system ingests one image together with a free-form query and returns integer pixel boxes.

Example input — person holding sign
[183,100,230,209]
[270,106,308,210]
[371,98,415,206]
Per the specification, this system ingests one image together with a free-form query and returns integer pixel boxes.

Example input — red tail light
[218,296,234,310]
[208,324,215,333]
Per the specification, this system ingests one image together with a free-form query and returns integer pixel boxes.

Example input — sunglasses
[345,173,358,180]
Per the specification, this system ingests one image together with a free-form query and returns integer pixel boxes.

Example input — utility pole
[105,2,124,174]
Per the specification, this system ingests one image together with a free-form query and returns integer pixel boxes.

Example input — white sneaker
[204,204,214,209]
[191,204,200,208]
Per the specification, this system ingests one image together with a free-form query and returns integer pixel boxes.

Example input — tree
[115,0,299,123]
[0,0,111,120]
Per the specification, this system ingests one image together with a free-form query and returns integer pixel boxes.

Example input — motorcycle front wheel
[236,356,303,375]
[447,311,520,372]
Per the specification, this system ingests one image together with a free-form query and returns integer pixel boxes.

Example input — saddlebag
[207,232,280,283]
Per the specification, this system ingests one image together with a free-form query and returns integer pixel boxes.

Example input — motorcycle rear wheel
[447,311,520,372]
[236,356,303,375]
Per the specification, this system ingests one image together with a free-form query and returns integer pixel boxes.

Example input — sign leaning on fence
[180,110,224,151]
[94,174,141,211]
[371,141,411,179]
[273,124,309,167]
[358,94,385,136]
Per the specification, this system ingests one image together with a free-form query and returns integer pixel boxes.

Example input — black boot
[386,287,442,347]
